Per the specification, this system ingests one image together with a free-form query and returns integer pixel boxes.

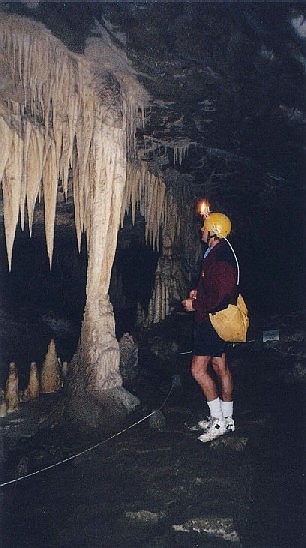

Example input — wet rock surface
[1,312,305,547]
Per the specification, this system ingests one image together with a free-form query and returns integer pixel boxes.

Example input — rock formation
[119,333,139,387]
[61,361,68,381]
[5,362,19,413]
[0,389,7,417]
[40,339,61,394]
[23,361,40,401]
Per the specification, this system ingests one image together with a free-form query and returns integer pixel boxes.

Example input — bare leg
[211,353,233,402]
[191,355,218,401]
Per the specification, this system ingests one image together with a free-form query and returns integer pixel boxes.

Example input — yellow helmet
[203,212,231,238]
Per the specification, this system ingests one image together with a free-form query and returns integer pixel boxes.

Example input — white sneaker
[225,417,235,432]
[197,416,212,430]
[198,418,226,443]
[184,416,211,431]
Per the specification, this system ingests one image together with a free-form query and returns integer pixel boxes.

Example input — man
[182,212,238,442]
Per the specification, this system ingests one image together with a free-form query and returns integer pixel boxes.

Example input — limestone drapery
[0,13,142,406]
[0,13,182,411]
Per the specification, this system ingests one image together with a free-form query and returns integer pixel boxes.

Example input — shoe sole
[198,430,226,443]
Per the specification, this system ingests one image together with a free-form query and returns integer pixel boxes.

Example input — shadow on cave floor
[1,312,305,548]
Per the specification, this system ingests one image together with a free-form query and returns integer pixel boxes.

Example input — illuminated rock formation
[0,389,7,417]
[5,362,19,413]
[40,339,61,394]
[23,361,40,401]
[141,228,189,326]
[0,11,180,426]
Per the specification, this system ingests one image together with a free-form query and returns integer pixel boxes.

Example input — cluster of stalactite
[0,12,150,272]
[0,339,67,417]
[121,162,180,251]
[145,260,170,323]
[0,12,181,276]
[136,218,191,326]
[141,135,193,167]
[0,13,92,267]
[136,202,199,326]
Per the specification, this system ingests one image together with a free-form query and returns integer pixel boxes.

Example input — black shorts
[193,319,226,357]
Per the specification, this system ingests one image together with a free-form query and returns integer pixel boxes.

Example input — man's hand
[189,289,197,300]
[182,298,195,312]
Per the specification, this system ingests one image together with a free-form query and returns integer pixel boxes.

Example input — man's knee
[211,355,227,375]
[191,360,200,380]
[191,356,209,381]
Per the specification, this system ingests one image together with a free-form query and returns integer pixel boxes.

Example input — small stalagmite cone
[40,339,61,394]
[5,362,19,413]
[62,361,68,379]
[23,362,40,401]
[0,388,7,417]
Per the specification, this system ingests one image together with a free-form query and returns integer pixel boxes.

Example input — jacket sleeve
[192,260,237,314]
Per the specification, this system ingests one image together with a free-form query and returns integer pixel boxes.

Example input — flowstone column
[68,123,139,428]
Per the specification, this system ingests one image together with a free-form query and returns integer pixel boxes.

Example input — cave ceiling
[0,1,305,239]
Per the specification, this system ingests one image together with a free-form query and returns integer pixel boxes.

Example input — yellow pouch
[209,294,249,343]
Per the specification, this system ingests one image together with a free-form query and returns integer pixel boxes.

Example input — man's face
[201,227,209,243]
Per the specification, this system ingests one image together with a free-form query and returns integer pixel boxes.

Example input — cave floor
[1,318,305,548]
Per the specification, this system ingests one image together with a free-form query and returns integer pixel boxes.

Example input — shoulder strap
[224,238,240,286]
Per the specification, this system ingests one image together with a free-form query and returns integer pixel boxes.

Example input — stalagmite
[0,389,7,417]
[5,362,19,413]
[40,339,61,394]
[119,333,139,386]
[23,361,40,401]
[62,361,68,380]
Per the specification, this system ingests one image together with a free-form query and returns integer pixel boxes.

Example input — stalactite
[173,141,191,165]
[0,118,12,183]
[2,130,23,270]
[42,140,58,267]
[24,124,44,236]
[0,14,96,268]
[121,161,180,253]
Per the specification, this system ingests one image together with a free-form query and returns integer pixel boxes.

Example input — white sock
[221,400,233,419]
[207,397,223,420]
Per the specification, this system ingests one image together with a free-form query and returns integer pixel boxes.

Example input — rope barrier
[0,381,176,489]
[265,345,305,359]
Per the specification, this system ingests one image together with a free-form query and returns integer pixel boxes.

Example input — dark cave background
[0,1,305,386]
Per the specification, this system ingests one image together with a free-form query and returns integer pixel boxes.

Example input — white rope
[0,383,175,489]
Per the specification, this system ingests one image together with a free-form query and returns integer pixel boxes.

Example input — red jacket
[193,239,238,324]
